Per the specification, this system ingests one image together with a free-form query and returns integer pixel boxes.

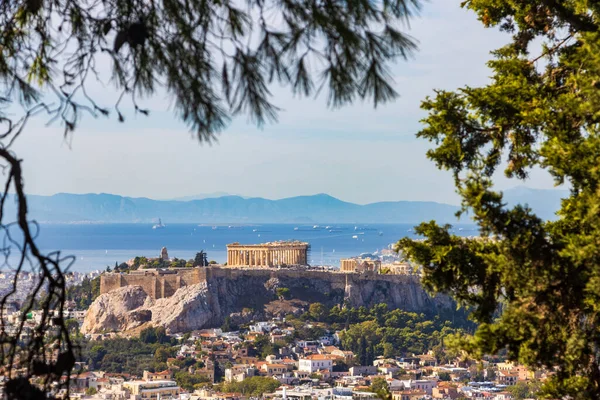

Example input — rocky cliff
[81,283,213,334]
[82,269,452,335]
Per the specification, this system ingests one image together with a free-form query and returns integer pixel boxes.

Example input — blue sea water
[21,223,477,272]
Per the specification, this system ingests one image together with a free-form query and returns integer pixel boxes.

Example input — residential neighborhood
[54,314,550,400]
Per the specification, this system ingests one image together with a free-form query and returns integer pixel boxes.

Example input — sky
[12,0,562,205]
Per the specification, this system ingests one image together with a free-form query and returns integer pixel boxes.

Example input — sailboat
[152,218,166,229]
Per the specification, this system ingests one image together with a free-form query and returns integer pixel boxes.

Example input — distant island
[2,187,566,224]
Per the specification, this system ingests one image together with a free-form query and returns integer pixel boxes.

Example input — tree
[221,316,238,332]
[65,318,80,335]
[193,251,209,267]
[0,0,421,395]
[437,372,451,382]
[154,347,171,363]
[217,376,280,396]
[396,2,600,398]
[370,377,391,400]
[382,342,395,359]
[276,287,291,300]
[507,381,542,400]
[85,387,98,396]
[309,302,328,321]
[174,371,211,391]
[140,326,167,344]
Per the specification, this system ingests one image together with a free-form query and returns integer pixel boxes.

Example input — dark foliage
[396,1,600,398]
[0,0,421,394]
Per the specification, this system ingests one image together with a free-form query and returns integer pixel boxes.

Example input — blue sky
[13,0,561,205]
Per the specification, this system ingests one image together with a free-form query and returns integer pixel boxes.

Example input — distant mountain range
[2,187,567,224]
[170,192,244,201]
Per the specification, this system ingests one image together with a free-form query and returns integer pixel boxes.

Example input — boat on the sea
[152,218,166,229]
[352,235,358,239]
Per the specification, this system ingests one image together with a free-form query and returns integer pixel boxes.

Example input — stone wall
[99,267,445,314]
[100,268,206,299]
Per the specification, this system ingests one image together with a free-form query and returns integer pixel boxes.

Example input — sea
[16,223,478,272]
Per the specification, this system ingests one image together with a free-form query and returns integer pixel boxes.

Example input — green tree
[276,287,291,300]
[88,345,107,368]
[154,347,171,363]
[139,326,168,344]
[221,316,238,332]
[437,372,451,382]
[85,387,98,396]
[396,2,600,398]
[0,0,422,393]
[309,302,328,321]
[194,251,209,267]
[507,381,542,400]
[67,276,101,310]
[382,342,395,359]
[174,371,211,391]
[217,376,280,396]
[370,377,391,400]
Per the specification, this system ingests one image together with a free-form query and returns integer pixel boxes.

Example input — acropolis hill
[91,263,454,332]
[89,265,452,334]
[87,241,452,334]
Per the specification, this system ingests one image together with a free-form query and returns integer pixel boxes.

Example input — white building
[122,380,180,399]
[298,354,334,373]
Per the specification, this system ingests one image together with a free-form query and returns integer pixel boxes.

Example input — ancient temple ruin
[226,241,309,267]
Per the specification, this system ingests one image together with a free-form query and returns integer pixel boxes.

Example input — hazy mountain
[170,192,239,201]
[3,187,566,224]
[502,186,568,220]
[1,193,457,224]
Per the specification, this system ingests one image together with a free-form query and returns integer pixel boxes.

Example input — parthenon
[226,241,309,267]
